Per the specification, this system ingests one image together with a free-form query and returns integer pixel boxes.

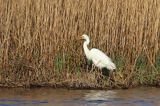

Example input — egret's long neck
[83,38,90,58]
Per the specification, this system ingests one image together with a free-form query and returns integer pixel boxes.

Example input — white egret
[81,34,116,71]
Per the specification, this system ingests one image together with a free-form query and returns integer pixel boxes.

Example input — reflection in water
[0,87,159,106]
[84,90,116,100]
[83,87,160,106]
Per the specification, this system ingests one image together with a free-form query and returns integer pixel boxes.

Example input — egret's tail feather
[106,62,116,70]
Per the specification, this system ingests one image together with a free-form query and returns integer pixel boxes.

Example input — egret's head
[81,34,89,41]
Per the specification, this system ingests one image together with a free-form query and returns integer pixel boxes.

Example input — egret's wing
[90,48,112,63]
[90,48,116,70]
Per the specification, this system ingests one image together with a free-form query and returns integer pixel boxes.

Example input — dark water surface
[0,87,159,106]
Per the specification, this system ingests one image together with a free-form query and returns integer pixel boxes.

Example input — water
[0,87,159,106]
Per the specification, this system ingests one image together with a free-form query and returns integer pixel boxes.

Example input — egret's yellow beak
[79,36,83,40]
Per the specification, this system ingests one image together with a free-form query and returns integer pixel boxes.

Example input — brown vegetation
[0,0,160,88]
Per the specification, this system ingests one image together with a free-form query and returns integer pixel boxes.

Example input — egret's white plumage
[82,34,116,71]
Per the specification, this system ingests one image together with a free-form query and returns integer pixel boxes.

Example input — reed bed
[0,0,160,88]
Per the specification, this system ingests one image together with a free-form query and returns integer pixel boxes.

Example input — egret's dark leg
[87,60,92,69]
[102,68,110,77]
[85,59,92,72]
